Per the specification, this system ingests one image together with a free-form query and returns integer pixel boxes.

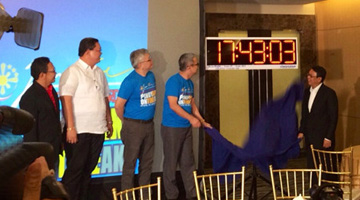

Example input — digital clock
[206,37,298,70]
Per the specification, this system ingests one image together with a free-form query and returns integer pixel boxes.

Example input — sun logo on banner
[0,63,19,101]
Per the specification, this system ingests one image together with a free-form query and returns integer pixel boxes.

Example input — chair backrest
[112,177,161,200]
[311,144,353,199]
[269,164,322,200]
[193,166,245,200]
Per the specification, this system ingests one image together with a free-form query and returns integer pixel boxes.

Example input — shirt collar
[78,58,97,70]
[310,83,322,93]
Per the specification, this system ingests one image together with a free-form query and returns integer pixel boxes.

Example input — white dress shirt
[308,83,322,112]
[59,59,110,134]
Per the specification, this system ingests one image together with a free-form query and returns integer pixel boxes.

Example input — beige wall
[315,0,360,149]
[205,2,315,15]
[148,0,200,172]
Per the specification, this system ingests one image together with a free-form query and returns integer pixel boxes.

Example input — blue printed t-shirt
[162,73,194,128]
[117,70,156,120]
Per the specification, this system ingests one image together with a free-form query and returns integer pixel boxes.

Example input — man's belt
[123,117,153,124]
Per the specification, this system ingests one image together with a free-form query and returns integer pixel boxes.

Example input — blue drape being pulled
[205,81,304,174]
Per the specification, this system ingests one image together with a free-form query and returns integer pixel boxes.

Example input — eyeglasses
[139,58,152,64]
[191,63,199,67]
[91,48,102,52]
[46,70,56,74]
[307,73,317,78]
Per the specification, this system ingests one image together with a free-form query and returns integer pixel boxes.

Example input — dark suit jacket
[19,81,62,167]
[299,84,338,150]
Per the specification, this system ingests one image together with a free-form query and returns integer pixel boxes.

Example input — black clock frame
[206,37,298,70]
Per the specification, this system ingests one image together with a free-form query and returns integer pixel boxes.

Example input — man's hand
[66,129,78,144]
[201,121,213,129]
[297,133,304,139]
[190,117,201,128]
[106,123,113,138]
[323,139,331,148]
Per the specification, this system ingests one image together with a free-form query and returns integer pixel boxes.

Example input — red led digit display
[206,37,298,70]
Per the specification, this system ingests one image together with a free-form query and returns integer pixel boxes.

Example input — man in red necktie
[20,57,62,175]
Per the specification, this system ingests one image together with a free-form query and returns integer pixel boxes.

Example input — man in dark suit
[298,65,338,170]
[19,57,62,173]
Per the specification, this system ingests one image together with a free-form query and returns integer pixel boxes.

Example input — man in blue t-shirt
[162,53,212,200]
[115,48,156,191]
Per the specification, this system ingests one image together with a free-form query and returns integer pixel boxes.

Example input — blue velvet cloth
[205,81,304,173]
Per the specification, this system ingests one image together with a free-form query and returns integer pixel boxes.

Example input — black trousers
[62,133,104,200]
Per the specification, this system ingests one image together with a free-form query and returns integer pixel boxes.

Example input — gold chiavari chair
[269,164,322,199]
[112,177,161,200]
[311,144,353,199]
[193,166,245,200]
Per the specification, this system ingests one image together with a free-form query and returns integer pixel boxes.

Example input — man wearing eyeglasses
[115,48,156,192]
[59,37,113,200]
[298,66,338,171]
[161,53,212,200]
[19,57,62,175]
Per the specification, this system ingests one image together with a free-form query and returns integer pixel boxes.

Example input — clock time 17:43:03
[206,38,297,66]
